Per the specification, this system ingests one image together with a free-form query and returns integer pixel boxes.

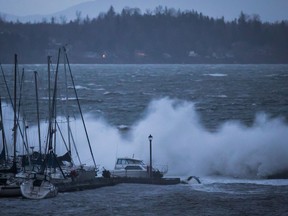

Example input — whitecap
[217,95,227,98]
[68,85,89,90]
[204,73,227,77]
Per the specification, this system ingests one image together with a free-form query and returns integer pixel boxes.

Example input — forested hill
[0,6,288,64]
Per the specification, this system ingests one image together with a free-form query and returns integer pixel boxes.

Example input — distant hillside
[1,0,288,24]
[0,1,110,23]
[0,6,287,64]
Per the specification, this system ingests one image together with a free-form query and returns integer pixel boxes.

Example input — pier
[55,177,181,193]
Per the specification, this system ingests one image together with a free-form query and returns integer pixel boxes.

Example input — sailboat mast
[64,49,97,168]
[45,49,60,154]
[13,54,17,163]
[48,56,51,144]
[47,55,56,153]
[63,52,71,153]
[0,96,7,161]
[34,71,42,154]
[17,69,30,156]
[0,63,13,107]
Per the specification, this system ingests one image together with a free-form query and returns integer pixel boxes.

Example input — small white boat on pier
[110,157,167,178]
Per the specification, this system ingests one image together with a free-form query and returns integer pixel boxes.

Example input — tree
[75,10,82,23]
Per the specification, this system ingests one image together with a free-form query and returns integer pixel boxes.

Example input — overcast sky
[0,0,287,22]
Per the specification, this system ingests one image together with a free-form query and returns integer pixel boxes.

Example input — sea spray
[2,98,288,178]
[86,98,288,178]
[105,98,288,178]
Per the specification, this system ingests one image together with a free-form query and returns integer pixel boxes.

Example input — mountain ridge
[0,1,118,23]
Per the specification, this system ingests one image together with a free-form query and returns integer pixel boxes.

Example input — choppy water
[1,64,288,215]
[1,64,288,129]
[2,179,288,215]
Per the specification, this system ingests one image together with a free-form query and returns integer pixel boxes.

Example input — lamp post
[148,134,153,178]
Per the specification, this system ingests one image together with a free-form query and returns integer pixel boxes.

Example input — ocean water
[2,179,288,215]
[1,64,288,215]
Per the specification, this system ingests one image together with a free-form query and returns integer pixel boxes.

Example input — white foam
[2,98,288,179]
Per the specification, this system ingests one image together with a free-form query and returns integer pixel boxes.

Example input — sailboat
[21,47,98,197]
[19,146,59,199]
[45,47,98,184]
[20,65,58,199]
[0,54,22,197]
[0,54,56,199]
[0,128,21,196]
[0,97,16,184]
[20,170,58,199]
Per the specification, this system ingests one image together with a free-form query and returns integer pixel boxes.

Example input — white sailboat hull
[20,179,58,199]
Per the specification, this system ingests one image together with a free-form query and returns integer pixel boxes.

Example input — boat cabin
[114,158,147,171]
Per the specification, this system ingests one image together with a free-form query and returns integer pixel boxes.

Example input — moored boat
[20,173,58,199]
[110,157,167,178]
[0,55,22,197]
[0,176,22,197]
[0,184,21,197]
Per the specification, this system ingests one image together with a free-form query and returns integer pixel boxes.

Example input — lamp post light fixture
[148,134,153,178]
